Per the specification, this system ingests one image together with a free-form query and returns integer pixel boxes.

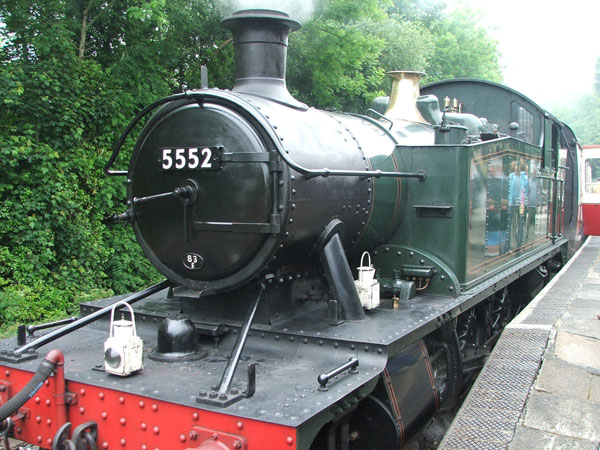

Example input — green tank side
[373,143,470,296]
[371,136,560,296]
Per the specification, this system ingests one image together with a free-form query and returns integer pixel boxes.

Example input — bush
[0,284,74,326]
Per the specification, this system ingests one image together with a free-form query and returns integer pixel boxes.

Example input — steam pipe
[46,350,67,425]
[0,350,65,424]
[278,149,427,181]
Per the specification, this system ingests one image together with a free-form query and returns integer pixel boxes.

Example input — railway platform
[439,236,600,450]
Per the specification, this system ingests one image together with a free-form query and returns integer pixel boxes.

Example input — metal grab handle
[104,92,198,176]
[365,108,394,130]
[360,251,372,268]
[317,357,359,391]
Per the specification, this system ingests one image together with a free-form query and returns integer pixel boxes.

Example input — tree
[595,55,600,95]
[0,0,504,330]
[355,15,434,93]
[0,0,232,329]
[288,19,387,111]
[423,8,502,83]
[388,0,445,22]
[555,95,600,146]
[286,0,502,111]
[554,54,600,145]
[287,0,390,111]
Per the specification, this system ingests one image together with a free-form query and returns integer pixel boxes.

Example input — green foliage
[0,284,73,325]
[362,17,433,72]
[0,0,189,330]
[553,57,600,146]
[388,0,445,23]
[595,55,600,96]
[555,95,600,146]
[288,18,387,111]
[315,0,390,22]
[0,0,503,332]
[288,0,501,111]
[423,8,502,83]
[356,16,434,93]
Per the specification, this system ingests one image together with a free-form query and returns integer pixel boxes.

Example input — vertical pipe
[45,350,67,426]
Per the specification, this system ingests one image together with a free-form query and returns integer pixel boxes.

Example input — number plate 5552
[160,147,220,170]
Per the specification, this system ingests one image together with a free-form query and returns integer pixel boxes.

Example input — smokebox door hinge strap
[193,215,281,234]
[220,152,270,163]
[219,151,282,172]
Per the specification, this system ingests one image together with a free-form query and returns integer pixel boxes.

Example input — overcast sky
[452,0,600,110]
[227,0,599,111]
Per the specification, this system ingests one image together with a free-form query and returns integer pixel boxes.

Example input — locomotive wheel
[308,395,399,450]
[456,306,491,385]
[506,288,523,322]
[425,324,462,411]
[348,395,401,450]
[491,287,509,332]
[456,308,485,355]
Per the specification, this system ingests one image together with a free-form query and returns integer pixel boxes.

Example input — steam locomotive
[0,9,584,450]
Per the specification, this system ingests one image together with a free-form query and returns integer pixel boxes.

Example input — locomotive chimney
[221,9,305,108]
[384,71,427,123]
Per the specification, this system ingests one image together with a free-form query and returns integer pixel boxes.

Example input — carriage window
[585,158,600,193]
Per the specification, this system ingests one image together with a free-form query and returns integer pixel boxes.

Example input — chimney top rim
[221,9,301,31]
